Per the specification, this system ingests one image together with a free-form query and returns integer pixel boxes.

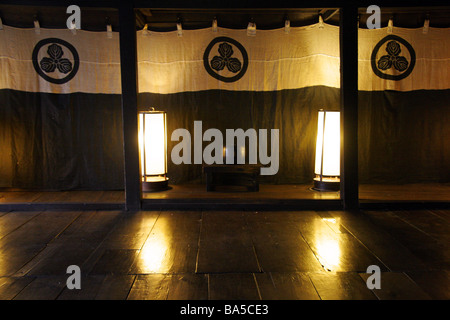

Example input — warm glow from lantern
[314,110,340,191]
[138,110,169,191]
[316,238,341,271]
[134,215,171,273]
[139,237,168,273]
[312,218,342,272]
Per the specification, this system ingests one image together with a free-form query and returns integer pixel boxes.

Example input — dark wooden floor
[1,183,449,212]
[0,190,124,208]
[0,208,448,300]
[142,183,450,201]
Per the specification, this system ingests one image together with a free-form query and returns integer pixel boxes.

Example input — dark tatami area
[0,208,448,300]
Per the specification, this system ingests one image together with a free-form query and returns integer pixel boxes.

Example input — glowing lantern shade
[138,109,169,191]
[314,110,340,191]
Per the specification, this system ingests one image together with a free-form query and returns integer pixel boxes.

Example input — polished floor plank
[318,215,350,234]
[406,239,450,270]
[0,245,47,276]
[53,211,125,275]
[365,210,450,269]
[199,211,249,241]
[131,241,199,274]
[94,275,136,300]
[13,276,66,300]
[128,273,208,300]
[0,192,42,203]
[197,239,260,273]
[0,211,10,218]
[253,241,324,273]
[255,272,320,300]
[90,249,139,275]
[57,275,106,300]
[0,208,448,300]
[246,210,320,223]
[148,211,202,244]
[57,274,136,300]
[208,273,260,300]
[55,274,135,300]
[364,210,435,244]
[246,217,306,245]
[429,209,450,220]
[306,234,387,272]
[196,211,260,273]
[98,210,159,250]
[245,211,321,236]
[50,211,123,244]
[127,274,170,300]
[18,211,123,276]
[167,274,209,300]
[0,211,82,276]
[405,270,450,300]
[297,216,387,272]
[246,211,324,272]
[308,272,377,300]
[359,272,432,300]
[392,210,450,242]
[326,211,429,271]
[23,243,102,276]
[0,211,41,239]
[0,211,81,250]
[130,211,201,274]
[0,276,35,300]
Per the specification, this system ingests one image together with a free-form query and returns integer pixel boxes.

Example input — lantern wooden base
[142,178,169,192]
[313,179,340,192]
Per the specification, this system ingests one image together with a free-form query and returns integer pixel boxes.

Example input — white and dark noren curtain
[0,26,123,190]
[0,24,449,189]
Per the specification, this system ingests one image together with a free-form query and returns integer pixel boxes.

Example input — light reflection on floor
[135,215,170,273]
[139,238,169,273]
[313,218,342,271]
[0,209,446,300]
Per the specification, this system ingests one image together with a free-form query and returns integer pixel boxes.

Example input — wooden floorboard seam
[0,209,448,300]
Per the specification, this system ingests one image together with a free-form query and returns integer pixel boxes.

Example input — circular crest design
[371,35,415,81]
[203,37,248,83]
[32,38,79,84]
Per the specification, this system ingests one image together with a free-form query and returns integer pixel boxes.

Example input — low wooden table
[203,164,261,192]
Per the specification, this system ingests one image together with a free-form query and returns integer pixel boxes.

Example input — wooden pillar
[119,2,141,211]
[339,6,359,210]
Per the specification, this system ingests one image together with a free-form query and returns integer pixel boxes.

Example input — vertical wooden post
[340,6,359,210]
[119,2,141,211]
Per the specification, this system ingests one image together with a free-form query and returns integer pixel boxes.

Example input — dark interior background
[138,87,341,185]
[0,91,124,190]
[0,5,449,190]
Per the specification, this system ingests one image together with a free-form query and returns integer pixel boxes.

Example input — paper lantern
[138,109,169,191]
[314,110,340,191]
